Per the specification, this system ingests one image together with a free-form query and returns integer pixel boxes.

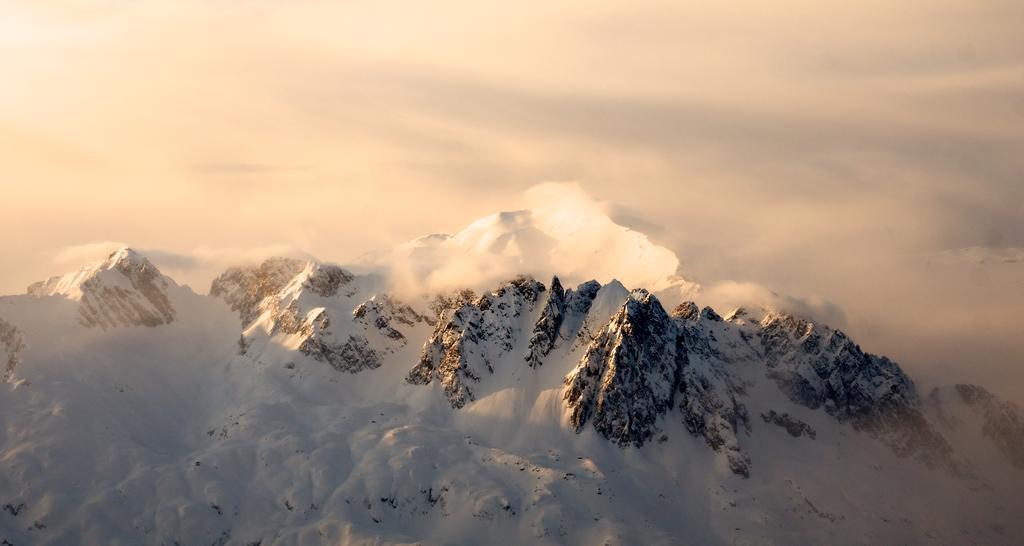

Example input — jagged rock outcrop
[673,305,752,476]
[758,313,912,420]
[210,258,394,374]
[354,295,432,346]
[27,247,176,329]
[761,410,816,439]
[210,257,306,325]
[567,280,623,349]
[298,312,382,373]
[566,280,601,316]
[930,384,1024,469]
[401,279,974,478]
[753,311,957,471]
[303,264,355,298]
[264,299,382,373]
[408,277,545,408]
[524,277,566,368]
[210,258,355,326]
[564,290,680,447]
[1,318,24,383]
[671,301,700,321]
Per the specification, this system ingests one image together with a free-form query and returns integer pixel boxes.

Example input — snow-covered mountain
[386,184,700,301]
[1,247,1022,545]
[26,247,179,329]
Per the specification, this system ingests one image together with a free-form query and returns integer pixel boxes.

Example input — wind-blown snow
[387,183,698,300]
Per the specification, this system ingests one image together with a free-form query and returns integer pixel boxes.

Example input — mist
[1,0,1021,401]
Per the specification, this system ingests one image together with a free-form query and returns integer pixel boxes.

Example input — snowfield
[1,248,1022,545]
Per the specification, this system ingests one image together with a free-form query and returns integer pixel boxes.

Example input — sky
[1,1,1022,398]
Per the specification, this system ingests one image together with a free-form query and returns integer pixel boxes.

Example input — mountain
[387,196,700,300]
[1,247,1022,545]
[208,258,421,374]
[928,384,1024,470]
[26,247,178,329]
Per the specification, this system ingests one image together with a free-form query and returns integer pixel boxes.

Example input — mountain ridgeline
[10,248,1011,476]
[409,273,968,477]
[2,247,1022,545]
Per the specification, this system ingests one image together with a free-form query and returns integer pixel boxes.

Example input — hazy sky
[1,1,1022,398]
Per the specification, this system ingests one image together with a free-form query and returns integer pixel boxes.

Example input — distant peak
[629,287,653,302]
[104,246,154,270]
[108,245,140,261]
[725,307,750,321]
[605,278,626,290]
[672,301,700,320]
[26,245,176,328]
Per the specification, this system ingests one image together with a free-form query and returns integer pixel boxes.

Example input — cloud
[699,280,848,328]
[2,0,1022,400]
[50,241,128,266]
[928,246,1024,266]
[384,182,691,296]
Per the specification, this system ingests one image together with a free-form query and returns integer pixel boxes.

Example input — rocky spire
[524,276,566,368]
[564,289,680,447]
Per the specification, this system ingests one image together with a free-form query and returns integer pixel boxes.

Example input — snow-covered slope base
[1,249,1022,545]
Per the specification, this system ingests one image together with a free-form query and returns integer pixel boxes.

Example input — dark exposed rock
[354,295,431,346]
[564,280,609,349]
[525,277,566,368]
[210,258,355,327]
[761,410,816,439]
[405,277,973,478]
[303,264,354,298]
[426,289,477,320]
[2,502,26,516]
[674,310,751,476]
[409,277,545,408]
[756,312,959,472]
[0,318,24,383]
[268,303,381,374]
[699,307,722,322]
[565,280,601,316]
[211,257,384,374]
[671,301,699,321]
[210,257,307,326]
[564,290,679,447]
[302,331,381,374]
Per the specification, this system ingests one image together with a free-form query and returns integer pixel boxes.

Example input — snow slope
[1,248,1022,545]
[387,189,699,301]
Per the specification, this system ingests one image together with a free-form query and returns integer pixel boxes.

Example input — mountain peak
[210,257,358,327]
[565,285,678,447]
[27,246,177,328]
[105,246,149,269]
[387,184,693,296]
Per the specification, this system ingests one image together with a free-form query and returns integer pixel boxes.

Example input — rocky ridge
[929,384,1024,469]
[408,276,970,478]
[748,310,959,471]
[210,258,417,373]
[0,318,24,383]
[27,247,177,329]
[8,249,998,481]
[407,277,546,408]
[564,290,681,448]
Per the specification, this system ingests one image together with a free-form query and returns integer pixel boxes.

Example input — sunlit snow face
[386,183,683,295]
